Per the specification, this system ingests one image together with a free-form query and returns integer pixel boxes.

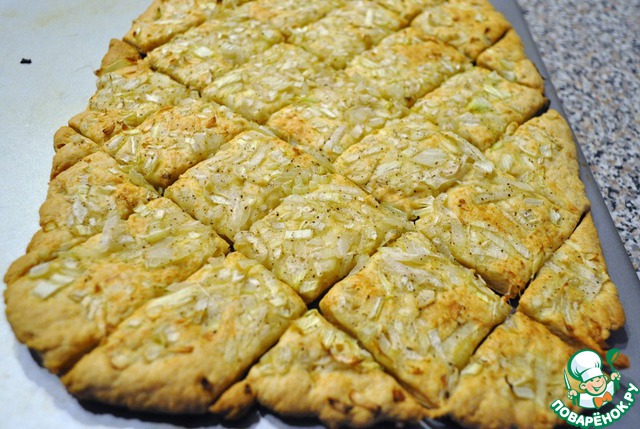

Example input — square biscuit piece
[123,0,240,53]
[334,114,492,218]
[148,16,284,91]
[211,310,427,427]
[4,152,157,285]
[411,67,547,150]
[519,214,626,356]
[267,72,406,162]
[321,232,510,407]
[233,0,344,37]
[485,110,590,218]
[415,169,579,297]
[445,312,577,429]
[88,60,196,128]
[411,0,511,60]
[477,28,545,90]
[203,43,330,123]
[234,174,412,302]
[104,99,250,189]
[165,130,329,242]
[5,198,229,374]
[345,27,471,105]
[288,1,406,69]
[63,252,306,414]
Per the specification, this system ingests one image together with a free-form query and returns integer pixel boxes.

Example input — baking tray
[0,0,638,427]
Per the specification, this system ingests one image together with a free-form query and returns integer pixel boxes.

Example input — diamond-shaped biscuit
[4,152,157,285]
[411,0,511,59]
[165,130,328,241]
[321,231,510,407]
[345,27,471,105]
[5,198,228,373]
[289,1,406,69]
[444,312,577,429]
[267,72,406,162]
[62,252,305,413]
[104,99,250,188]
[411,67,547,150]
[519,214,626,356]
[148,16,284,91]
[211,310,427,427]
[415,168,579,297]
[234,174,412,302]
[334,114,492,218]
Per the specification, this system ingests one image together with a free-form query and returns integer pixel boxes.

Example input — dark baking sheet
[3,1,639,428]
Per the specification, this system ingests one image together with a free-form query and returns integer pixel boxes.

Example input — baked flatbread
[4,152,157,285]
[415,168,579,297]
[165,130,328,241]
[62,252,305,413]
[345,27,471,105]
[444,312,577,429]
[334,113,492,217]
[103,99,250,188]
[411,66,547,150]
[203,43,330,123]
[267,72,406,162]
[411,0,511,59]
[211,310,427,428]
[519,214,626,356]
[288,1,405,69]
[234,174,411,302]
[5,198,228,373]
[477,28,545,90]
[321,231,510,407]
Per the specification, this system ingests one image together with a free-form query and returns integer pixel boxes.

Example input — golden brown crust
[5,198,228,373]
[50,127,101,178]
[519,214,626,355]
[62,253,305,413]
[97,38,142,77]
[445,313,577,429]
[477,29,544,90]
[211,310,427,427]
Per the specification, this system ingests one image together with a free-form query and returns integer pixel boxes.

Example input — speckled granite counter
[518,0,640,278]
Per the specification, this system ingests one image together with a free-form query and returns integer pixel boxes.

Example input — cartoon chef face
[569,350,608,396]
[581,374,608,395]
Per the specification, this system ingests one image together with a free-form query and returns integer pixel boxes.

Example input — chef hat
[569,350,604,382]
